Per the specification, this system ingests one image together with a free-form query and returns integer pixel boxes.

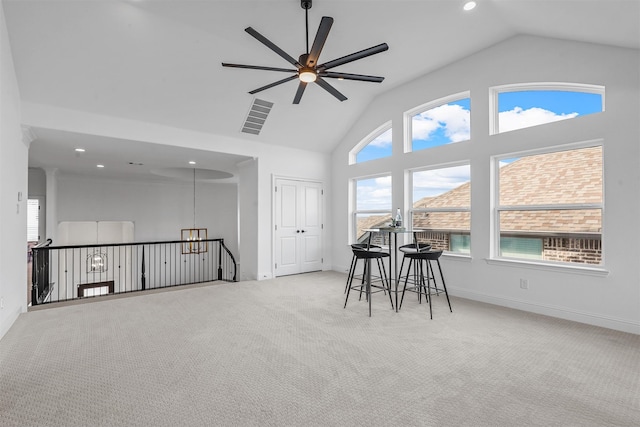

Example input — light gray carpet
[1,271,639,427]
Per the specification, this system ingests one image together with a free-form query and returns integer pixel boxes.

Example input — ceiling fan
[222,0,389,104]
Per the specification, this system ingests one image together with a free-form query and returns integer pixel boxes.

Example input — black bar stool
[397,236,431,295]
[344,242,382,294]
[398,250,452,319]
[344,245,393,317]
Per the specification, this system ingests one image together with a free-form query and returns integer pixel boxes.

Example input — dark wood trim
[77,281,115,298]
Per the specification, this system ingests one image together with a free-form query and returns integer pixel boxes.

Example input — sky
[412,165,470,202]
[356,90,603,210]
[412,98,470,151]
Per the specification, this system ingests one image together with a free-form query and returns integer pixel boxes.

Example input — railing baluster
[29,238,236,305]
[141,246,146,291]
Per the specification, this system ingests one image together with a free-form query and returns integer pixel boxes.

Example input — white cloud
[374,175,392,186]
[413,165,470,199]
[413,103,470,143]
[357,176,392,210]
[499,107,578,133]
[367,128,393,148]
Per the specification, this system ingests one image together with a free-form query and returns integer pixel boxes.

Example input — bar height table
[364,227,424,311]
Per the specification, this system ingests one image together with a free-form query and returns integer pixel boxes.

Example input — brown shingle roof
[413,146,602,234]
[499,146,602,206]
[414,182,470,209]
[355,214,391,240]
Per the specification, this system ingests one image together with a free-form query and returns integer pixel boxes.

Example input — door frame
[271,175,324,278]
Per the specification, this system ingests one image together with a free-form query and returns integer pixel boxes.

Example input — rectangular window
[451,234,471,254]
[27,199,40,242]
[410,164,470,253]
[352,175,392,243]
[495,145,603,265]
[499,236,543,259]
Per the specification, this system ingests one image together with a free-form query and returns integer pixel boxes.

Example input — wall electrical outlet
[519,279,529,290]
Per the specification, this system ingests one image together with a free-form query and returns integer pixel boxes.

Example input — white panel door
[274,179,323,277]
[299,183,322,271]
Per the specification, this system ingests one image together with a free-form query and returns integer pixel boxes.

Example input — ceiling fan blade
[248,75,298,95]
[245,27,302,68]
[320,71,385,83]
[293,81,308,104]
[315,77,347,102]
[318,43,389,71]
[306,16,333,67]
[222,63,297,73]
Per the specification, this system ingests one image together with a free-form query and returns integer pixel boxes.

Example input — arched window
[349,122,392,165]
[490,83,604,135]
[405,92,471,153]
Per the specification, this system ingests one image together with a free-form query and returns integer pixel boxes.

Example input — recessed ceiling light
[75,148,86,152]
[97,164,105,168]
[189,161,196,165]
[463,1,477,11]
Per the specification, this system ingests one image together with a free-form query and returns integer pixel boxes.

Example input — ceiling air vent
[241,98,274,135]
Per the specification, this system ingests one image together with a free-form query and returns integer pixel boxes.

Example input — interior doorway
[27,197,45,306]
[274,178,323,277]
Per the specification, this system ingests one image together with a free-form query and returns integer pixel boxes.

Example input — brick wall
[368,230,601,265]
[415,231,449,251]
[543,237,602,265]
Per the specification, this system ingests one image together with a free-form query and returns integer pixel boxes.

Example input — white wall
[331,35,640,333]
[55,173,240,258]
[0,3,28,339]
[237,158,259,281]
[28,167,46,196]
[21,105,332,282]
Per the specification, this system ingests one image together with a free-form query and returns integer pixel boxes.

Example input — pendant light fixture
[181,168,208,254]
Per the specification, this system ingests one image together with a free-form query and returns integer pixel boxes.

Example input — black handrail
[219,240,237,281]
[31,238,237,306]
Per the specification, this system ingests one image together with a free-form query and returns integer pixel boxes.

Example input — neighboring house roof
[414,183,470,209]
[357,213,392,237]
[500,146,601,234]
[359,146,602,237]
[498,146,602,206]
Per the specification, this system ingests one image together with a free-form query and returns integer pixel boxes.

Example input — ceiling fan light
[299,68,317,83]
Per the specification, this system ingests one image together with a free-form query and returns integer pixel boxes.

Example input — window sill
[442,253,472,262]
[484,258,609,277]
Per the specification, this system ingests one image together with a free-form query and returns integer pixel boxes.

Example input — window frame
[404,90,471,153]
[351,173,393,244]
[489,82,605,135]
[409,161,471,255]
[491,139,604,266]
[349,121,393,165]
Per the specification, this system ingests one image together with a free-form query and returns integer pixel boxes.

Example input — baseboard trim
[0,306,23,341]
[449,287,640,335]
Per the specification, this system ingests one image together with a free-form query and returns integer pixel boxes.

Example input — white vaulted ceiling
[4,0,639,177]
